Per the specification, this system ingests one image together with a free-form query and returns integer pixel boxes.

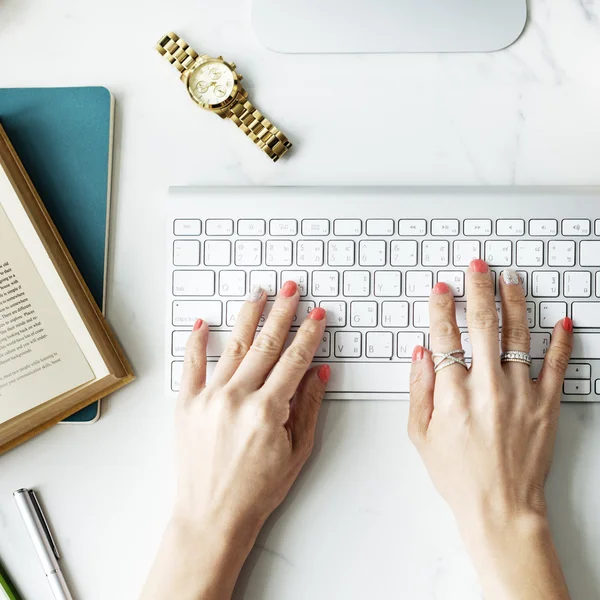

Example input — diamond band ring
[500,350,532,367]
[432,349,469,374]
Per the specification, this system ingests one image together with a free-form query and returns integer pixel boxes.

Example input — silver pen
[13,489,74,600]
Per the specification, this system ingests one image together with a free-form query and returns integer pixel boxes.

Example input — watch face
[188,61,235,106]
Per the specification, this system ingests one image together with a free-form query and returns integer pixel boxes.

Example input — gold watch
[156,32,292,163]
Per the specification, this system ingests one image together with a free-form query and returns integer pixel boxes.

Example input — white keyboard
[167,187,600,401]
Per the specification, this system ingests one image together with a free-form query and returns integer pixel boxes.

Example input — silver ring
[432,349,469,374]
[500,350,532,367]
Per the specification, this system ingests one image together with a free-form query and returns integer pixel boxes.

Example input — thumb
[289,365,329,457]
[408,346,435,448]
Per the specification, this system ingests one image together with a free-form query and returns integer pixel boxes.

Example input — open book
[0,124,133,453]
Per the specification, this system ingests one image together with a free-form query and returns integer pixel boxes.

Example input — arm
[140,282,329,600]
[409,260,573,600]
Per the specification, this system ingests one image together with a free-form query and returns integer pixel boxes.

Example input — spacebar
[324,362,412,394]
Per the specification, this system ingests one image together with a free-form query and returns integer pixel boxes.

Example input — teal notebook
[0,87,115,423]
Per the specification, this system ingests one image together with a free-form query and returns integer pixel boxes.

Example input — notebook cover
[0,87,114,423]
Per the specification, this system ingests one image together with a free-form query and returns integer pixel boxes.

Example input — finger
[289,364,329,455]
[262,307,327,401]
[499,269,531,379]
[408,346,435,447]
[429,282,465,383]
[466,259,501,371]
[230,280,300,391]
[209,285,267,387]
[178,319,209,401]
[537,317,574,405]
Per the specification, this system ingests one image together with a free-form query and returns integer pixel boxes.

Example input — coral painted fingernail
[412,346,424,362]
[502,269,520,285]
[281,280,298,298]
[432,282,450,295]
[247,285,265,302]
[193,318,203,331]
[318,364,331,383]
[563,316,573,333]
[309,307,326,321]
[470,259,489,273]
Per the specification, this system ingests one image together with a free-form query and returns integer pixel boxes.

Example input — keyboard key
[413,302,429,327]
[219,270,246,296]
[171,361,184,391]
[463,219,492,236]
[334,331,362,357]
[204,240,231,266]
[173,300,222,327]
[205,219,234,236]
[572,333,600,358]
[301,219,330,236]
[173,270,215,296]
[382,302,409,327]
[250,270,277,296]
[422,240,449,267]
[238,219,265,236]
[226,300,244,326]
[437,271,464,296]
[266,240,293,266]
[391,240,418,267]
[548,241,575,267]
[334,219,362,236]
[397,332,425,358]
[173,330,230,358]
[539,302,567,328]
[374,271,401,297]
[235,240,261,266]
[497,219,525,236]
[316,332,331,358]
[527,302,536,328]
[455,302,468,327]
[597,220,600,236]
[564,380,591,395]
[453,240,480,267]
[461,332,501,358]
[259,301,275,326]
[320,301,347,326]
[597,273,600,298]
[173,240,200,266]
[281,270,309,296]
[431,219,459,236]
[270,219,297,236]
[580,241,600,267]
[328,240,355,266]
[562,219,590,236]
[565,364,591,379]
[499,270,527,295]
[366,332,393,358]
[172,330,191,356]
[485,240,512,266]
[366,219,394,236]
[359,240,386,266]
[564,271,592,298]
[399,219,427,236]
[292,301,316,326]
[516,240,544,267]
[532,271,560,297]
[350,301,378,327]
[530,333,551,358]
[325,362,412,393]
[312,271,339,297]
[174,219,201,236]
[406,271,433,297]
[529,219,557,236]
[297,240,324,266]
[572,303,600,328]
[343,271,370,297]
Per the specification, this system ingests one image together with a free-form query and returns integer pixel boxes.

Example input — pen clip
[29,490,60,560]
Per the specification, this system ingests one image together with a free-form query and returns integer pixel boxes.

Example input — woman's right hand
[409,259,573,600]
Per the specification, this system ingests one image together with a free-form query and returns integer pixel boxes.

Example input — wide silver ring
[500,350,532,367]
[432,349,469,374]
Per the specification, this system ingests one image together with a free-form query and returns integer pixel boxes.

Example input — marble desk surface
[0,0,599,598]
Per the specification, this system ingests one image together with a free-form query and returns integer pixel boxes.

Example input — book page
[0,202,94,423]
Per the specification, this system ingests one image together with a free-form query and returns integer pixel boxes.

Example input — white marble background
[0,1,599,599]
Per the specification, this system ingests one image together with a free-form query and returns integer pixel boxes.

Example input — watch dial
[189,61,235,106]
